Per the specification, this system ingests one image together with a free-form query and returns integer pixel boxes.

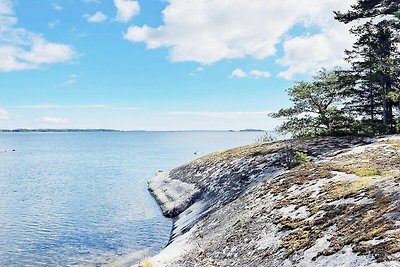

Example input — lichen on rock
[146,135,400,267]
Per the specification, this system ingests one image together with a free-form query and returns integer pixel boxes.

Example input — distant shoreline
[0,129,121,133]
[0,129,270,133]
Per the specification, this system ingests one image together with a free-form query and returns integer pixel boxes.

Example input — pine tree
[334,0,400,25]
[270,69,353,137]
[335,0,400,133]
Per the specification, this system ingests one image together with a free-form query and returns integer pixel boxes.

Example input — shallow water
[0,131,262,266]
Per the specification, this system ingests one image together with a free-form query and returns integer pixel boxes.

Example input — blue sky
[0,0,355,130]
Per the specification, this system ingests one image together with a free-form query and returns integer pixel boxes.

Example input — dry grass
[139,258,153,267]
[354,169,380,177]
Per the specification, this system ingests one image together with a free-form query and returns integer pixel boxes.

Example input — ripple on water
[0,132,262,265]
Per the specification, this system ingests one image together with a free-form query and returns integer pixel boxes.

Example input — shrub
[294,151,309,166]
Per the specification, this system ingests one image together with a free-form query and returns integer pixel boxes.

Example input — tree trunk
[382,78,388,131]
[386,78,394,131]
[369,78,374,128]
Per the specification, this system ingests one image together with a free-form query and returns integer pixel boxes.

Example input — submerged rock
[145,135,400,267]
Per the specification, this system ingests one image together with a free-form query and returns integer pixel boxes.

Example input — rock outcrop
[145,135,400,267]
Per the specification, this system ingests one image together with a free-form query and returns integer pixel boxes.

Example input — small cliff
[145,135,400,267]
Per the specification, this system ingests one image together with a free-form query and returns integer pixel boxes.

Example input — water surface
[0,131,262,266]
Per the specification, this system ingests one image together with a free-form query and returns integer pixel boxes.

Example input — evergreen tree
[334,0,400,25]
[271,1,400,137]
[335,0,400,133]
[270,69,353,137]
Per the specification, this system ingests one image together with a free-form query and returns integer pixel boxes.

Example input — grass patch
[354,169,380,177]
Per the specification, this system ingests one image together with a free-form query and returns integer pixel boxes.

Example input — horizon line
[0,128,273,132]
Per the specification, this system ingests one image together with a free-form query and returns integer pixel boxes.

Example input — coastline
[143,135,400,266]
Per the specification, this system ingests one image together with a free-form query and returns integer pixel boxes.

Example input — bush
[294,151,309,166]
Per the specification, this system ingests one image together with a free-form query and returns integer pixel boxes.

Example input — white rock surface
[148,171,200,218]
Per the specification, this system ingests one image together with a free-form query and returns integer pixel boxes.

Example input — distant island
[0,129,121,133]
[239,129,266,132]
[0,129,268,133]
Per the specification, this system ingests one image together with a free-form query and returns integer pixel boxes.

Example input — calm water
[0,131,262,266]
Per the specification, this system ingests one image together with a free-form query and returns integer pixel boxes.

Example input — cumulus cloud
[249,70,271,79]
[0,0,76,72]
[114,0,139,23]
[124,0,356,77]
[20,38,74,64]
[0,108,9,119]
[230,68,271,79]
[0,0,12,14]
[277,23,355,79]
[83,11,108,23]
[230,68,247,78]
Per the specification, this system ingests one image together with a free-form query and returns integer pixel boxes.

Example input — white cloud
[277,23,355,79]
[124,0,356,76]
[249,70,271,79]
[83,11,108,23]
[48,20,60,29]
[0,0,76,72]
[52,3,62,11]
[230,68,271,79]
[20,37,75,64]
[0,108,9,119]
[230,68,247,78]
[17,104,139,111]
[166,111,270,119]
[114,0,139,23]
[0,46,35,71]
[0,0,12,14]
[40,117,69,124]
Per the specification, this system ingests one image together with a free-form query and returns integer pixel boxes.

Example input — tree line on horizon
[271,0,400,137]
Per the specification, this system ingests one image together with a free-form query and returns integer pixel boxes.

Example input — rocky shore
[143,135,400,267]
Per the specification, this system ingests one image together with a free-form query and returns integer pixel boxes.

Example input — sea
[0,131,265,266]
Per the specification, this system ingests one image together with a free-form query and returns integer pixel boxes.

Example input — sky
[0,0,356,131]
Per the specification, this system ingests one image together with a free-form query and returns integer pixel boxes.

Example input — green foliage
[270,69,353,137]
[294,152,309,166]
[335,0,400,134]
[334,0,400,25]
[387,91,399,102]
[272,1,400,138]
[350,121,377,136]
